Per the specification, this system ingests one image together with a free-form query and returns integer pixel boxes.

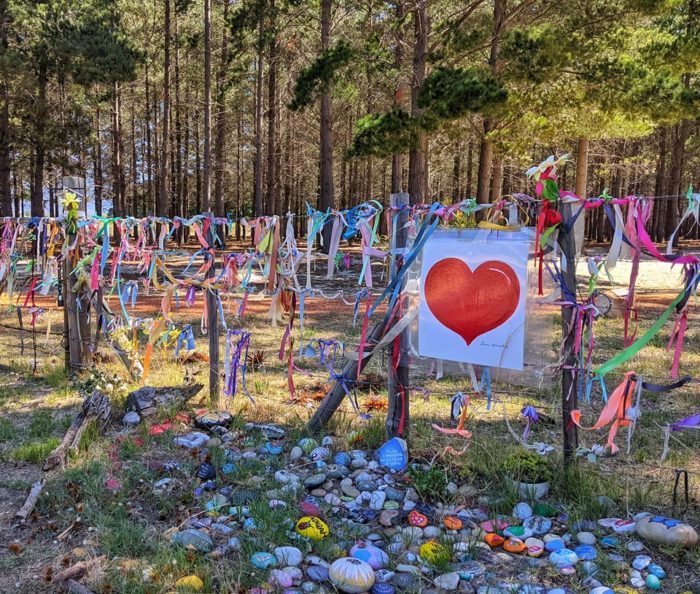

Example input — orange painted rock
[443,516,463,531]
[502,537,526,554]
[408,510,429,528]
[484,533,505,548]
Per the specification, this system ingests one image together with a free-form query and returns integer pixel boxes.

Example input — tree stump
[43,390,112,472]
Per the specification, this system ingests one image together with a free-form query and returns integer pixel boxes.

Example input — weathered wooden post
[386,192,410,438]
[558,203,579,462]
[205,215,220,406]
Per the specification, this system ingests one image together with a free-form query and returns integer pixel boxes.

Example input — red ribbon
[534,202,562,295]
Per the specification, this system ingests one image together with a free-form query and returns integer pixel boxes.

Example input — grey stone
[171,529,213,553]
[435,573,460,591]
[304,473,327,489]
[122,411,141,426]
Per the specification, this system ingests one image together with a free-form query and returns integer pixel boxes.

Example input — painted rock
[635,514,699,548]
[573,545,597,561]
[174,575,204,591]
[599,535,619,548]
[328,558,376,594]
[513,502,533,521]
[588,589,614,594]
[408,510,428,527]
[295,516,330,540]
[631,554,651,570]
[270,569,295,588]
[647,563,666,579]
[371,583,395,594]
[484,533,505,548]
[645,574,662,590]
[377,437,408,471]
[524,537,544,558]
[523,516,552,536]
[544,539,565,552]
[576,532,596,545]
[171,529,213,553]
[481,519,508,533]
[350,542,389,570]
[251,551,278,569]
[502,537,526,554]
[548,548,578,567]
[310,447,331,461]
[419,541,451,564]
[443,516,463,531]
[306,565,329,583]
[194,410,232,430]
[612,519,636,534]
[503,525,532,539]
[275,546,303,567]
[334,452,351,466]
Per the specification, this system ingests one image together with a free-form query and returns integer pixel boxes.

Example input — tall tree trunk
[174,12,183,221]
[194,107,201,214]
[131,88,138,217]
[31,62,48,216]
[319,0,335,246]
[407,0,428,204]
[93,108,103,216]
[451,141,461,199]
[213,0,230,219]
[655,127,669,242]
[253,11,264,217]
[490,156,503,201]
[158,0,171,216]
[466,140,473,197]
[145,63,153,214]
[112,83,125,216]
[573,138,589,255]
[202,0,212,212]
[390,0,406,193]
[477,0,506,205]
[266,0,278,215]
[652,129,666,240]
[666,120,690,243]
[0,0,10,217]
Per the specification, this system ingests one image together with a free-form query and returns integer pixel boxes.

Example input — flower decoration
[62,190,80,235]
[526,154,569,200]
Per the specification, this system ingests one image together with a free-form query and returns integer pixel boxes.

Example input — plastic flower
[61,190,79,211]
[526,154,570,182]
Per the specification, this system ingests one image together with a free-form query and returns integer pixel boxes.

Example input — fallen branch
[52,563,86,584]
[44,391,112,472]
[126,383,203,417]
[15,478,46,521]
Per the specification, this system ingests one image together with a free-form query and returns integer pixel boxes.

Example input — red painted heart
[424,258,520,346]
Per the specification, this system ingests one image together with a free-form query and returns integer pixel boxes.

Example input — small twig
[15,479,46,522]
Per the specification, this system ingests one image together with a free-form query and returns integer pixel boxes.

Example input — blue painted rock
[647,563,666,579]
[264,442,284,455]
[635,514,698,548]
[306,565,330,583]
[645,574,662,590]
[631,554,651,570]
[548,548,578,566]
[599,535,619,548]
[377,438,408,472]
[574,545,597,561]
[251,551,278,569]
[544,539,565,553]
[310,447,331,461]
[372,584,395,594]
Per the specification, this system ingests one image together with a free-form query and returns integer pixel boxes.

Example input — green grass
[0,417,17,442]
[28,410,55,438]
[10,437,60,463]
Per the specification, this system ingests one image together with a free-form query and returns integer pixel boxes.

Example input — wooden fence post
[386,192,410,438]
[205,215,220,406]
[63,247,90,371]
[558,203,579,462]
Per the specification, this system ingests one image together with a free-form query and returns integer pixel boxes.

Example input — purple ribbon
[224,329,254,403]
[521,405,539,441]
[671,412,700,431]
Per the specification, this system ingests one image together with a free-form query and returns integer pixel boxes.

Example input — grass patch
[0,417,17,442]
[10,437,60,463]
[28,410,55,438]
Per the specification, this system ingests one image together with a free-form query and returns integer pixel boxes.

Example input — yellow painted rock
[295,516,330,540]
[419,540,450,564]
[174,575,204,591]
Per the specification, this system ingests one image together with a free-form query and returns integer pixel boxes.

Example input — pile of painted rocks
[157,412,698,594]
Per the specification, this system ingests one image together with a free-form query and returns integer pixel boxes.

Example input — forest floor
[0,242,698,594]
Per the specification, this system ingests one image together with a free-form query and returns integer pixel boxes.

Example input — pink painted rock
[636,515,698,548]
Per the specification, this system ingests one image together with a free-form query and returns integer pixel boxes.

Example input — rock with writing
[377,438,408,472]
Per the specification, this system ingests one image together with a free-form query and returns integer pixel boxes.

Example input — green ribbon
[595,288,684,377]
